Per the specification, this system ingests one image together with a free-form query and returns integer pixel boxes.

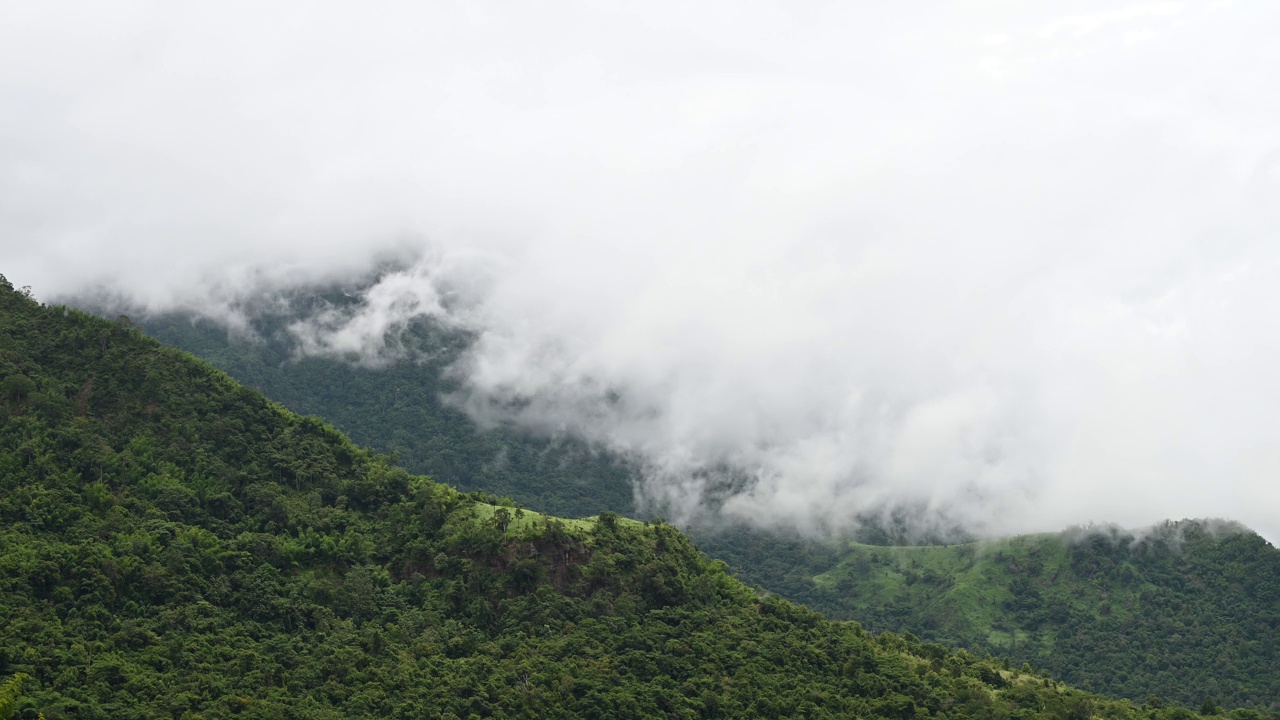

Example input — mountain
[81,278,1280,712]
[793,524,1280,710]
[0,275,1193,718]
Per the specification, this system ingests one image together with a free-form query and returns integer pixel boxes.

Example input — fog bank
[3,2,1279,541]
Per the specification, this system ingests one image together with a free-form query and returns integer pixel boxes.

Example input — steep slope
[0,276,1190,719]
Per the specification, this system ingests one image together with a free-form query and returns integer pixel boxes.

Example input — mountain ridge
[2,274,1212,718]
[62,278,1280,712]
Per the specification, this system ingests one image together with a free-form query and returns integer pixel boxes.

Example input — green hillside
[92,278,1280,712]
[0,275,1208,718]
[794,527,1280,709]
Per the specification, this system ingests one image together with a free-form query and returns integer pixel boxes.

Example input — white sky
[3,1,1278,541]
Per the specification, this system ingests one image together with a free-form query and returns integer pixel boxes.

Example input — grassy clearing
[469,502,645,536]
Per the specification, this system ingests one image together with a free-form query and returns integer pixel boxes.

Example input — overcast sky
[3,1,1279,541]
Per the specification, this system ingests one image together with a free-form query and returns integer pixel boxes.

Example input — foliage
[1,674,30,720]
[0,275,1237,718]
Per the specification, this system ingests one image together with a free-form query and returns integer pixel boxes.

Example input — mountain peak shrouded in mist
[4,2,1280,541]
[10,273,1251,718]
[80,260,1280,546]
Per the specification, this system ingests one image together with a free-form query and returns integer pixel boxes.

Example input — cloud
[2,1,1279,541]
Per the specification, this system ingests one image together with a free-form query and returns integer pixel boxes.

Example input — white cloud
[2,1,1279,541]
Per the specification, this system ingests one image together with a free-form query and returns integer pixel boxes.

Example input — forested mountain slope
[0,275,1203,718]
[92,281,1280,712]
[793,526,1280,710]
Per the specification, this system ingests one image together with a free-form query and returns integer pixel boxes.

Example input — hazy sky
[3,1,1279,541]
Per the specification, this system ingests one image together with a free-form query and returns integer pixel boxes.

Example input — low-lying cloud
[3,1,1279,541]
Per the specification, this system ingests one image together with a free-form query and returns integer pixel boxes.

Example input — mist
[3,1,1279,541]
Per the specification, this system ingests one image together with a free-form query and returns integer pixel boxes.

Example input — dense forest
[104,275,1280,711]
[3,275,1241,717]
